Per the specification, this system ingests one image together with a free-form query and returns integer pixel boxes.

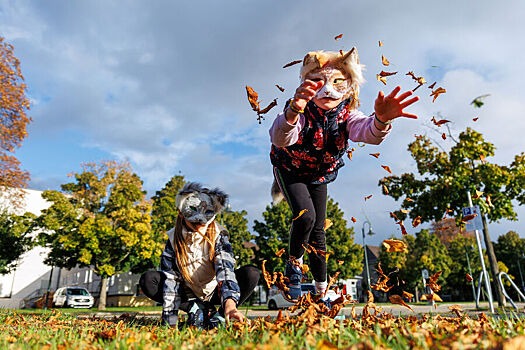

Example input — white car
[53,287,94,308]
[267,284,340,310]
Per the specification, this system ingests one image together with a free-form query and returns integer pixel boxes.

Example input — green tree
[494,231,525,297]
[218,209,256,267]
[0,209,36,274]
[378,234,414,291]
[404,229,452,294]
[325,198,363,279]
[253,201,290,274]
[0,37,31,207]
[446,234,481,301]
[150,175,186,235]
[37,161,163,310]
[380,128,524,307]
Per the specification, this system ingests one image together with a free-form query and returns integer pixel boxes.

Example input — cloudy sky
[1,0,523,246]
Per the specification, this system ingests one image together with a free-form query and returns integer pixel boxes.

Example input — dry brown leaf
[324,218,333,230]
[369,152,380,158]
[381,55,390,66]
[351,216,357,223]
[293,209,309,221]
[389,294,413,311]
[382,239,408,253]
[334,33,343,40]
[431,116,451,126]
[378,40,383,47]
[258,98,278,115]
[283,59,302,68]
[364,194,373,201]
[381,165,392,174]
[430,87,447,102]
[382,185,389,195]
[245,86,260,111]
[412,216,422,228]
[275,248,286,257]
[275,84,285,92]
[376,74,387,85]
[441,132,447,140]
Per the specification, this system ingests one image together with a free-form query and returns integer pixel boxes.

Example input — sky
[1,0,524,246]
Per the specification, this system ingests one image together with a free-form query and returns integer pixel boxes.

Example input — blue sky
[1,0,524,246]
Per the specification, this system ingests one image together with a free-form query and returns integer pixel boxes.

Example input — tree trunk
[98,277,108,311]
[481,214,506,307]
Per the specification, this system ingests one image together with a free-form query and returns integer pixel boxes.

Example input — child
[269,48,419,301]
[139,182,260,329]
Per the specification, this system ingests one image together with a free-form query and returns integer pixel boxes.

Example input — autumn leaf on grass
[382,239,408,253]
[381,165,392,174]
[283,59,302,68]
[317,339,338,350]
[412,216,422,228]
[430,87,447,102]
[389,294,413,311]
[431,116,451,126]
[334,33,343,40]
[293,209,309,221]
[369,152,380,158]
[381,55,390,66]
[275,248,286,257]
[471,94,490,108]
[449,304,464,317]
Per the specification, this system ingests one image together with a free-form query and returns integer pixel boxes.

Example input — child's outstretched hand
[285,80,324,123]
[374,86,419,125]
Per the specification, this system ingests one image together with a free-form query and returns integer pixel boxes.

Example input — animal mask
[300,48,365,109]
[175,182,228,225]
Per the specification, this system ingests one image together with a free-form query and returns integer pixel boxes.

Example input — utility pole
[362,220,374,293]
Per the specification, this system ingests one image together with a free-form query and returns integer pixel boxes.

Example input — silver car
[53,287,94,308]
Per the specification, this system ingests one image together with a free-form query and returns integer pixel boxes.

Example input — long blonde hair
[172,214,217,282]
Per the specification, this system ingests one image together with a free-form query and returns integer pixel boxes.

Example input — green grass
[0,307,524,349]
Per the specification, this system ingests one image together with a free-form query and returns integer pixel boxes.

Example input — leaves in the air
[292,209,309,221]
[406,71,426,91]
[334,34,343,40]
[382,239,408,253]
[245,85,278,123]
[283,59,302,68]
[431,116,451,126]
[275,84,285,92]
[412,216,422,228]
[471,94,490,108]
[381,165,392,174]
[389,294,413,311]
[364,194,373,201]
[369,152,380,158]
[430,87,447,102]
[381,55,390,66]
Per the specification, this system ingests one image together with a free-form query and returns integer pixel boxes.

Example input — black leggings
[139,265,260,311]
[273,168,327,283]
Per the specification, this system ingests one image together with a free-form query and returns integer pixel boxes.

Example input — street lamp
[362,220,375,292]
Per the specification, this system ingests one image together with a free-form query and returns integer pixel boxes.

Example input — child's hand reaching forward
[374,86,419,127]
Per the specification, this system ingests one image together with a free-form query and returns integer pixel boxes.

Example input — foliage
[37,161,164,309]
[446,234,482,300]
[325,198,363,279]
[150,175,186,235]
[253,197,363,280]
[0,209,36,274]
[217,209,257,267]
[0,37,31,206]
[379,128,522,224]
[253,201,290,274]
[378,234,414,293]
[404,229,452,291]
[494,231,525,296]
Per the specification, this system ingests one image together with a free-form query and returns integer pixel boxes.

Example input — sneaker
[185,301,205,328]
[205,311,225,329]
[284,259,303,301]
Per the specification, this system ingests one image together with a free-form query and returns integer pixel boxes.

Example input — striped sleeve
[214,230,241,307]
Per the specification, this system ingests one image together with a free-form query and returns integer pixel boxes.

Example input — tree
[379,128,524,307]
[0,37,31,207]
[494,231,525,297]
[217,209,256,267]
[446,234,481,301]
[378,234,414,296]
[253,197,363,281]
[150,175,186,235]
[325,198,363,279]
[37,161,164,310]
[0,209,36,274]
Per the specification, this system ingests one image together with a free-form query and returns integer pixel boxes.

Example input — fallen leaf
[275,248,286,257]
[379,70,397,77]
[351,216,357,223]
[334,33,343,40]
[258,98,278,114]
[462,213,478,222]
[324,218,333,230]
[470,94,490,108]
[486,195,494,208]
[466,273,473,282]
[364,194,373,201]
[381,55,390,66]
[431,116,451,126]
[427,271,442,292]
[346,147,356,160]
[480,154,486,164]
[472,190,484,199]
[376,74,387,85]
[406,71,426,90]
[473,117,479,122]
[369,152,380,158]
[245,86,260,111]
[428,82,436,89]
[397,220,408,235]
[441,132,447,140]
[378,40,383,47]
[381,165,392,174]
[275,84,285,92]
[382,185,389,195]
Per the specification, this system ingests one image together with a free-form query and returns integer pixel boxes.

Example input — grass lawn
[1,303,524,349]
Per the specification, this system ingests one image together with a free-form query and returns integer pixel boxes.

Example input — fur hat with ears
[176,182,229,225]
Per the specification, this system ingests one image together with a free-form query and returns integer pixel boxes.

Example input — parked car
[52,287,94,308]
[267,284,340,310]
